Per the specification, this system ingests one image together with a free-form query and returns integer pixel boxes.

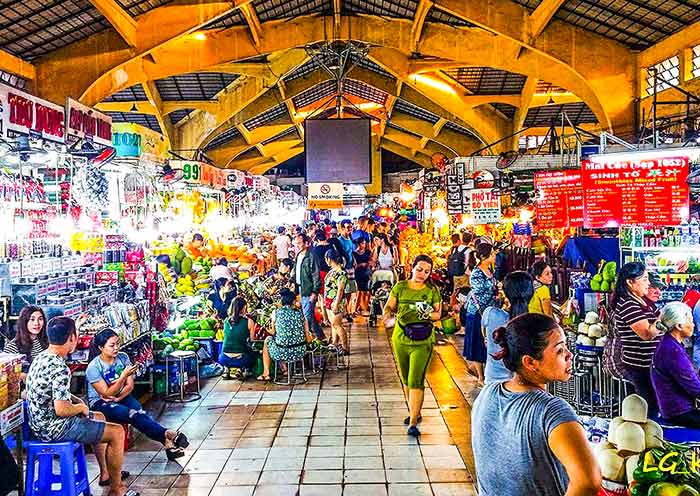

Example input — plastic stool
[273,358,307,385]
[165,350,201,403]
[24,440,91,496]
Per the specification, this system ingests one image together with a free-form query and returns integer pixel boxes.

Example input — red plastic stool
[120,424,133,451]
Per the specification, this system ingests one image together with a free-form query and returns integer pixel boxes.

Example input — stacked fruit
[179,318,218,338]
[153,332,201,354]
[195,257,212,275]
[591,260,617,292]
[175,274,195,297]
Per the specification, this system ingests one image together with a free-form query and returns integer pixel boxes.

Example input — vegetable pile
[594,394,700,495]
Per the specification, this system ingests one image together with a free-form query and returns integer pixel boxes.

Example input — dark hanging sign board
[446,161,475,214]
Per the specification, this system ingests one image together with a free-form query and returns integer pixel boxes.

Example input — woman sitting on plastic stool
[87,329,189,464]
[257,288,313,381]
[219,296,259,379]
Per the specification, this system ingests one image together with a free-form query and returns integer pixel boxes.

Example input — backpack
[447,246,467,277]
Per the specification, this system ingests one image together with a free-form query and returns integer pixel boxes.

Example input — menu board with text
[581,155,689,228]
[534,170,584,229]
[469,189,501,224]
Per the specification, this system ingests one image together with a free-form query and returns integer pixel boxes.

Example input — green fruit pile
[153,332,201,353]
[591,260,617,292]
[196,257,213,275]
[179,318,217,338]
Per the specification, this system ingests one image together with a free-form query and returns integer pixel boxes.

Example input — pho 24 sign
[469,189,501,224]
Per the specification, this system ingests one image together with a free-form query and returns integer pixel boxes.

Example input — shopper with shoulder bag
[383,255,442,438]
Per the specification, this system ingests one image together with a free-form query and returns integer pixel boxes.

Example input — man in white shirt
[209,258,234,281]
[272,226,292,264]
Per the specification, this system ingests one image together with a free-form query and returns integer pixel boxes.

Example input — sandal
[174,432,189,449]
[98,470,131,486]
[166,446,185,461]
[109,490,140,496]
[403,416,422,425]
[256,375,271,381]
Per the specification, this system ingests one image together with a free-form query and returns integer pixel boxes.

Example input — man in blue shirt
[338,219,355,270]
[339,219,357,321]
[351,216,371,244]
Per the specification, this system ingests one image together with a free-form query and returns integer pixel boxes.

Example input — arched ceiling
[0,0,699,171]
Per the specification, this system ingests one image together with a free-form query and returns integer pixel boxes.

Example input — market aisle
[84,321,479,496]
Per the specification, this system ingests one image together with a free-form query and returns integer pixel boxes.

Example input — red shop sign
[65,98,112,147]
[0,83,65,143]
[581,154,689,228]
[534,170,584,229]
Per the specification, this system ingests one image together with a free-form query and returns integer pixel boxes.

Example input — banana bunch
[175,274,195,297]
[159,263,176,284]
[194,274,211,292]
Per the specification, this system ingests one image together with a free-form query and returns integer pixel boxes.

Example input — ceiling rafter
[334,0,342,36]
[37,1,244,105]
[516,0,565,59]
[410,0,434,53]
[142,80,174,146]
[88,0,137,47]
[178,49,308,153]
[240,2,263,49]
[510,76,538,149]
[0,50,35,81]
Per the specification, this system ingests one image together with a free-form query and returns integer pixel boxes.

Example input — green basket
[440,317,458,335]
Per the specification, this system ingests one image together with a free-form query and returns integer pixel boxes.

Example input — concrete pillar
[365,135,382,196]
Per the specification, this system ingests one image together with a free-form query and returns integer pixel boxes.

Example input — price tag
[32,259,43,275]
[51,258,62,273]
[8,262,21,279]
[21,260,33,277]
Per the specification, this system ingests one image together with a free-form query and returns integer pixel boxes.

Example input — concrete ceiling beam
[88,0,137,48]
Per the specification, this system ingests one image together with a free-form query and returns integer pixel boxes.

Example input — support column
[365,135,382,196]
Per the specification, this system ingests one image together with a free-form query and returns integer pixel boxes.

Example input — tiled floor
[81,321,479,496]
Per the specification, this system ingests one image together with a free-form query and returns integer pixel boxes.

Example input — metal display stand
[165,351,201,403]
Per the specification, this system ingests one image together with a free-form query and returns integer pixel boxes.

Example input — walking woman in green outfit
[383,254,442,437]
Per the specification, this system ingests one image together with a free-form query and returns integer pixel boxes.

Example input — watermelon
[188,330,200,338]
[200,320,212,331]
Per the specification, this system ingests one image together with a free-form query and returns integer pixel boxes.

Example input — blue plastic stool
[650,412,700,445]
[24,439,91,496]
[22,404,91,496]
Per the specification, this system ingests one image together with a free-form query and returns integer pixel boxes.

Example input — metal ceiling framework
[6,0,699,171]
[443,67,527,95]
[523,102,598,127]
[106,111,162,133]
[169,108,194,126]
[0,0,111,61]
[154,73,238,101]
[511,0,700,50]
[103,84,148,102]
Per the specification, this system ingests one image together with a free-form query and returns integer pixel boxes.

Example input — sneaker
[407,426,421,437]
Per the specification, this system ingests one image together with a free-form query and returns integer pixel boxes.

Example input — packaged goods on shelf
[0,354,23,410]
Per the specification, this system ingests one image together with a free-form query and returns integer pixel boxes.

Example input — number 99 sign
[182,163,200,182]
